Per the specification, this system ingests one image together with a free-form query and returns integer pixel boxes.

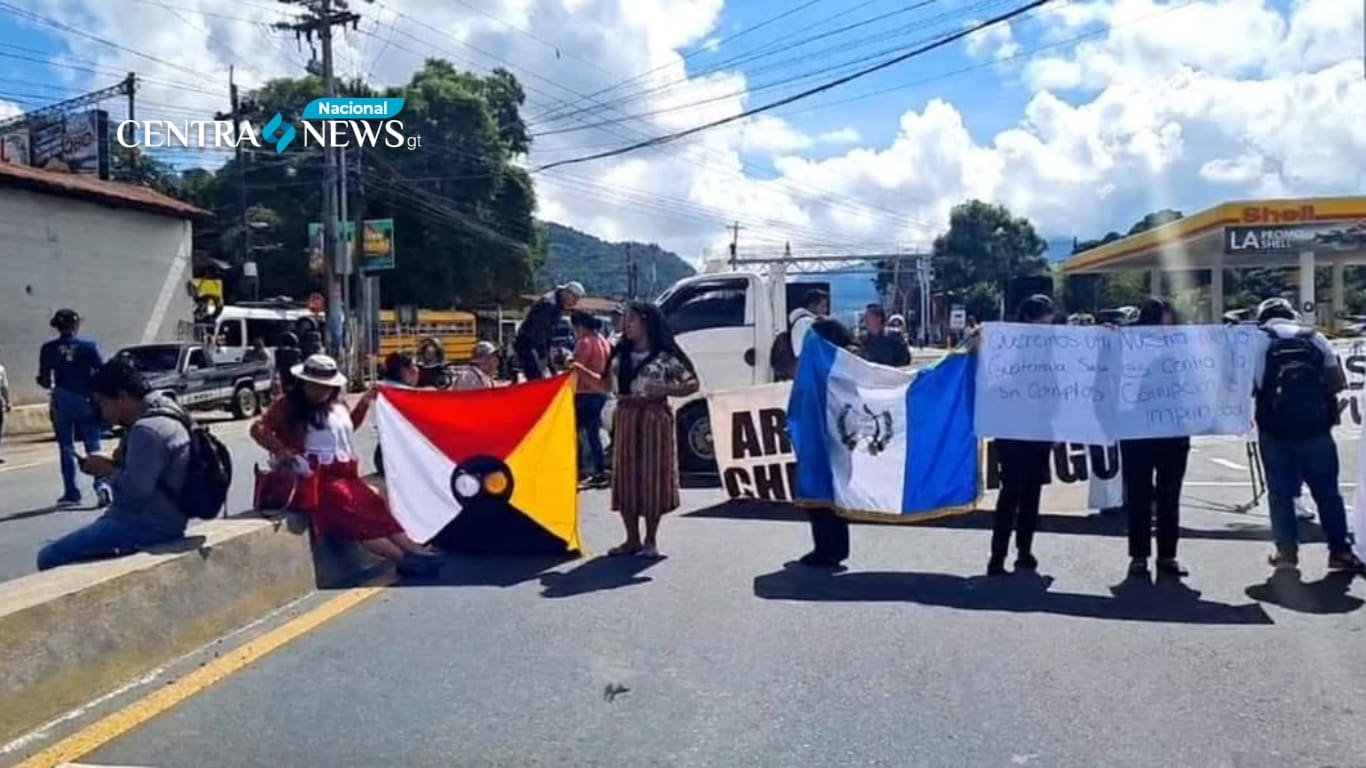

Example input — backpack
[141,406,233,519]
[769,329,797,382]
[1256,327,1334,439]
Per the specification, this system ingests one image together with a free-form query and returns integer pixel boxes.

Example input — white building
[0,162,209,403]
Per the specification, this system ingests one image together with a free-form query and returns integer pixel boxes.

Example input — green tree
[930,200,1048,321]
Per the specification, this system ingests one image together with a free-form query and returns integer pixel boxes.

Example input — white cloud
[0,100,21,121]
[817,127,862,145]
[20,0,1366,261]
[965,20,1019,60]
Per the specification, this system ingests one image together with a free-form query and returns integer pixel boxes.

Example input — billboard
[25,110,109,178]
[1226,220,1366,254]
[308,218,395,275]
[0,130,30,165]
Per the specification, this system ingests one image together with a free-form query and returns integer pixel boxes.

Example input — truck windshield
[118,345,181,373]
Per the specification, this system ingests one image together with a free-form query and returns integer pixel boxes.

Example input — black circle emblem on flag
[449,455,516,503]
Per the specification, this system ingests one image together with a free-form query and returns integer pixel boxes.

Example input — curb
[1,405,50,440]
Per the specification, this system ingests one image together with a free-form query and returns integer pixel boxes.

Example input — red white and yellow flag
[375,376,581,555]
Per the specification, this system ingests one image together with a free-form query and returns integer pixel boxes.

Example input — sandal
[607,542,642,557]
[638,545,663,559]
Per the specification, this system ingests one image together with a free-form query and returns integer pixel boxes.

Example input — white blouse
[296,404,356,474]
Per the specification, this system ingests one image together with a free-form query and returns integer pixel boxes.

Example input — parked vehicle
[209,302,323,363]
[654,268,831,474]
[116,343,274,419]
[1096,306,1139,326]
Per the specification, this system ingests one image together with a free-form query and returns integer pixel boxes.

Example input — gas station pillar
[1299,250,1317,326]
[1209,258,1225,323]
[1331,261,1345,330]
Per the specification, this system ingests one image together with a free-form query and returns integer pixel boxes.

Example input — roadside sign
[950,304,966,331]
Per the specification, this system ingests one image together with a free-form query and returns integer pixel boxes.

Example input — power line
[533,0,1052,173]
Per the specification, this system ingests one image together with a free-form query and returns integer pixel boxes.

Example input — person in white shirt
[788,289,830,360]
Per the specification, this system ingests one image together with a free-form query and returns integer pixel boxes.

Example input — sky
[0,0,1362,268]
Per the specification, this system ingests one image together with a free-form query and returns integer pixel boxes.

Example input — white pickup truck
[655,266,831,473]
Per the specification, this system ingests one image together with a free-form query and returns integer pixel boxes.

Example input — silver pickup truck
[116,343,274,419]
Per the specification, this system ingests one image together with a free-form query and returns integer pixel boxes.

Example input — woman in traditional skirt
[251,354,441,577]
[577,302,698,558]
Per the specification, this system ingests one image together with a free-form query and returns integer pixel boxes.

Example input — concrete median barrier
[1,404,51,439]
[0,513,383,744]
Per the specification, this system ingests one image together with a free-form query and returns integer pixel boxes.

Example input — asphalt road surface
[5,433,1366,767]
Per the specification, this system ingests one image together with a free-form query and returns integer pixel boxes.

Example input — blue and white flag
[787,335,979,520]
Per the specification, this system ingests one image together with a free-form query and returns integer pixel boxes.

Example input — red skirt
[294,459,404,541]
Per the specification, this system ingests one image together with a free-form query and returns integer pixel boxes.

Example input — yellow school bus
[376,309,478,363]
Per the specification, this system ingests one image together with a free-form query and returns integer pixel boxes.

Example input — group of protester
[796,291,1366,579]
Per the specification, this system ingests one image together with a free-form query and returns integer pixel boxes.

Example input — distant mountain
[539,222,695,298]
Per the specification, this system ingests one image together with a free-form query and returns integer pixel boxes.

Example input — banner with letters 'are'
[975,323,1263,445]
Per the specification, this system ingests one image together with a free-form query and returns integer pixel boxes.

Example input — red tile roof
[0,161,210,219]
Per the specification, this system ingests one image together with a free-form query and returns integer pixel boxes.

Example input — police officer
[37,309,110,508]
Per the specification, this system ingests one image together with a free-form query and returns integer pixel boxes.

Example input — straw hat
[291,354,348,388]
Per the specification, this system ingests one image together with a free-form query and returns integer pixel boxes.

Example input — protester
[299,329,324,359]
[251,354,441,577]
[1120,297,1193,578]
[37,308,110,508]
[860,304,911,367]
[570,312,612,489]
[988,294,1057,576]
[274,331,302,393]
[372,352,421,476]
[514,282,585,380]
[450,341,501,390]
[771,289,830,381]
[1252,298,1365,573]
[0,354,9,464]
[797,314,860,569]
[584,302,698,558]
[36,359,189,570]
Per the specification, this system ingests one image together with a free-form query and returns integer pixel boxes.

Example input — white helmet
[1256,297,1297,324]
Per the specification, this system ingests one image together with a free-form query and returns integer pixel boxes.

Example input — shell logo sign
[1240,204,1316,224]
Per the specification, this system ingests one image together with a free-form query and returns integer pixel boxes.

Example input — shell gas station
[1061,196,1366,329]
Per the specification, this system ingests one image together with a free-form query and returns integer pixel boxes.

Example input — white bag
[1088,445,1125,510]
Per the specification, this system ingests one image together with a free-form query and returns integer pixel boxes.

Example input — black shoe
[1268,549,1299,571]
[1128,558,1150,576]
[987,557,1007,577]
[397,553,442,578]
[1327,551,1366,574]
[1156,558,1188,577]
[1014,553,1038,571]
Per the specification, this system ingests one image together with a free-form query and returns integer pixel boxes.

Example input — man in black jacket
[797,314,858,570]
[860,304,911,367]
[514,282,585,380]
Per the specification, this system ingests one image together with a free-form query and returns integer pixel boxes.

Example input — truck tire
[231,384,259,420]
[676,400,717,475]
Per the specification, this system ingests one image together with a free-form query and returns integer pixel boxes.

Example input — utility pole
[276,0,363,358]
[625,243,637,300]
[125,72,136,121]
[728,221,743,270]
[216,67,249,271]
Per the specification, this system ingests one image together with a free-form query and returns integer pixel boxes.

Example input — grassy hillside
[539,222,695,298]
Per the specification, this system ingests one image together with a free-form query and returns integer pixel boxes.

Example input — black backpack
[1256,328,1335,439]
[769,332,797,381]
[141,407,233,520]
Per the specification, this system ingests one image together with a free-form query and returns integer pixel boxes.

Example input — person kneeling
[251,354,441,578]
[37,359,189,570]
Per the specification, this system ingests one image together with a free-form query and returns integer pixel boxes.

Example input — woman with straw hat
[251,354,440,577]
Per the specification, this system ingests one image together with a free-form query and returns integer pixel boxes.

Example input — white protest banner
[976,323,1261,443]
[1331,338,1366,432]
[706,382,1124,510]
[707,383,798,503]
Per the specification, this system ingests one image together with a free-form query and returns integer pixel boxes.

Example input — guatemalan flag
[787,335,979,520]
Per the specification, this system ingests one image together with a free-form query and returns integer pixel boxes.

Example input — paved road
[7,435,1366,767]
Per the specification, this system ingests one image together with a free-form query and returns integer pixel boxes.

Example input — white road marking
[0,460,49,474]
[1186,481,1357,488]
[1208,458,1249,471]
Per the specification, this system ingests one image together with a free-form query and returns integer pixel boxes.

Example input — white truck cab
[656,262,830,473]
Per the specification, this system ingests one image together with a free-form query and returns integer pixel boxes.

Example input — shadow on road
[394,554,574,588]
[539,555,662,598]
[753,564,1274,625]
[0,505,66,524]
[690,501,1324,544]
[1245,571,1364,614]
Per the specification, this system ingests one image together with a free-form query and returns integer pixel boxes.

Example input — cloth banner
[709,382,1125,513]
[976,323,1261,444]
[375,376,581,554]
[1331,338,1366,433]
[787,335,978,520]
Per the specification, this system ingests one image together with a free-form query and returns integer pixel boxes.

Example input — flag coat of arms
[787,335,979,520]
[375,376,581,555]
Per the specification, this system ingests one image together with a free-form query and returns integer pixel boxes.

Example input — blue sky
[0,0,1361,263]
